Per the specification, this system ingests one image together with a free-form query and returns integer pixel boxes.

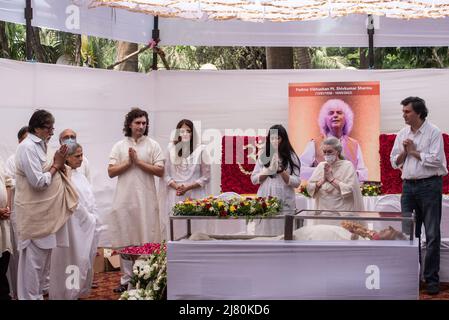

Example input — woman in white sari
[159,119,211,240]
[49,143,102,299]
[306,137,364,225]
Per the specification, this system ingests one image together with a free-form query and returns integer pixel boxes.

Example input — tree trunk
[30,27,47,62]
[115,41,139,72]
[374,48,384,69]
[297,47,311,69]
[359,48,369,69]
[0,21,10,58]
[266,47,294,69]
[74,34,82,66]
[431,47,444,68]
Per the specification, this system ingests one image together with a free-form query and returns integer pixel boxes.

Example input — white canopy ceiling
[89,0,449,21]
[1,0,449,46]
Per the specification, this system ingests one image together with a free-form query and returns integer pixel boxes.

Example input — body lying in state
[187,222,407,241]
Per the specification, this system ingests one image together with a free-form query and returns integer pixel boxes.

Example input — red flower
[119,242,162,255]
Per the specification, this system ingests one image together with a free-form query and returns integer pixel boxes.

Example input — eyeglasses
[322,150,336,155]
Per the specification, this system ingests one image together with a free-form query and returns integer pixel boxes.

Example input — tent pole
[151,16,159,70]
[367,14,375,69]
[25,0,33,61]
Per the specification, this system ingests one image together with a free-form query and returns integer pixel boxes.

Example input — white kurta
[49,170,101,300]
[0,164,12,257]
[250,154,301,235]
[14,136,71,300]
[158,144,211,240]
[78,156,91,184]
[299,138,368,182]
[306,160,364,226]
[3,154,19,297]
[4,154,17,229]
[106,136,164,248]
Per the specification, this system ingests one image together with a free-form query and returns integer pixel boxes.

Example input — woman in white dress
[251,124,301,235]
[49,143,102,299]
[306,137,364,225]
[159,119,211,240]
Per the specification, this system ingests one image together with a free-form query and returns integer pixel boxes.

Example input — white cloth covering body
[293,224,368,241]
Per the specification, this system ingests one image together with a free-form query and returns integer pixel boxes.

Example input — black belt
[404,175,441,183]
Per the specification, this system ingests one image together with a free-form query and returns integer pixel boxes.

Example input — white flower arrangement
[119,289,154,300]
[119,243,167,300]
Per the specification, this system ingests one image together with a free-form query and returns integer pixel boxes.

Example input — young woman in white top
[159,119,211,240]
[251,124,301,235]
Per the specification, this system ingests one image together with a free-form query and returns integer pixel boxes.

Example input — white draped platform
[167,239,419,300]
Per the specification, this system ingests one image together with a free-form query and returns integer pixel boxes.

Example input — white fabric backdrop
[2,0,449,47]
[3,59,449,244]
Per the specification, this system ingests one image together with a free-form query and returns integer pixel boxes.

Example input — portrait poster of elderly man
[288,82,380,183]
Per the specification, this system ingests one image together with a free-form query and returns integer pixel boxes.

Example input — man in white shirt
[59,129,91,183]
[15,110,73,300]
[390,96,448,295]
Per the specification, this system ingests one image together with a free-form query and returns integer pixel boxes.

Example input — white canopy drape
[2,0,449,46]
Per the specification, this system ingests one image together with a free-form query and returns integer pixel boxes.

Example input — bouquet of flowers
[360,182,382,196]
[119,288,154,300]
[119,243,167,300]
[172,196,282,221]
[298,183,310,198]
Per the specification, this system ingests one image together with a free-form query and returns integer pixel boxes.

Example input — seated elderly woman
[306,137,364,225]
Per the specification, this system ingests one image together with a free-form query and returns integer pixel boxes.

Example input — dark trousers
[401,176,442,285]
[0,250,11,300]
